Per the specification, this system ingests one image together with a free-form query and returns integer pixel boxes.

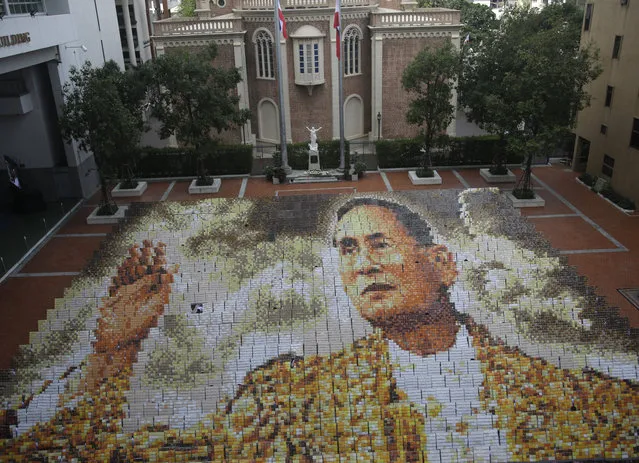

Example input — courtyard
[0,164,638,462]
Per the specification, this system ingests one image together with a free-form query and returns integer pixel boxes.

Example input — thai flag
[463,33,470,45]
[334,0,341,59]
[277,0,288,39]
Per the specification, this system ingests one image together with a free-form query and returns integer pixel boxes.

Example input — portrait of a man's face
[335,203,456,325]
[1,191,637,463]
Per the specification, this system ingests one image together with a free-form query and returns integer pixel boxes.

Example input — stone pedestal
[188,178,221,194]
[479,168,516,183]
[308,145,321,171]
[409,170,442,185]
[505,192,545,208]
[112,181,148,197]
[87,205,129,224]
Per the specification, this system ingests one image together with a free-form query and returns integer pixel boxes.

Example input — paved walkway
[0,165,637,371]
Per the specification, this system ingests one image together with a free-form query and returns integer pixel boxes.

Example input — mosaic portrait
[1,189,638,462]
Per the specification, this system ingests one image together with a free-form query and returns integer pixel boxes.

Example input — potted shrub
[112,162,148,197]
[263,165,275,182]
[272,167,287,185]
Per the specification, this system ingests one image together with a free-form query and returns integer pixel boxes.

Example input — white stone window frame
[290,25,326,88]
[343,25,362,77]
[253,28,275,80]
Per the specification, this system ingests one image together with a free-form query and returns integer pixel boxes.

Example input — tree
[60,61,147,215]
[402,41,460,175]
[145,44,250,185]
[419,0,498,45]
[177,0,196,17]
[459,2,601,196]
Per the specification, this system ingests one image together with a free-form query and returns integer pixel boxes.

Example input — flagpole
[274,0,290,173]
[336,0,345,170]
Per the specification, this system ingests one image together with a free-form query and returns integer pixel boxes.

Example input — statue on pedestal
[306,126,322,171]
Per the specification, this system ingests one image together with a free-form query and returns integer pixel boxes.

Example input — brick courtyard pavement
[0,165,637,461]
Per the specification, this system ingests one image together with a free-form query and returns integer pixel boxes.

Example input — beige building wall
[573,0,639,204]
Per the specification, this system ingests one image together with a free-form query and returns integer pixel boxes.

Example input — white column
[133,0,152,62]
[234,38,254,144]
[446,31,460,137]
[331,18,340,139]
[121,0,138,67]
[280,37,292,142]
[370,33,383,140]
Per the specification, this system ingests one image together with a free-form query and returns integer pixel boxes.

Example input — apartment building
[572,0,638,203]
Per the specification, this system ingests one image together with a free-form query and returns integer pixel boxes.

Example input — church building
[152,0,462,146]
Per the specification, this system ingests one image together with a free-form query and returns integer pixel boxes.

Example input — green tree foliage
[177,0,196,17]
[60,61,147,214]
[459,2,601,192]
[144,44,250,184]
[419,0,498,44]
[402,41,460,171]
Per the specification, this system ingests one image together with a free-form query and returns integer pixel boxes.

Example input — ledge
[86,206,129,225]
[112,181,148,197]
[479,168,516,183]
[188,178,221,194]
[409,170,442,185]
[505,192,545,208]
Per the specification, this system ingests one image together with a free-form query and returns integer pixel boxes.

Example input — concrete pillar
[280,36,292,142]
[121,0,138,67]
[370,33,383,140]
[233,38,254,144]
[133,0,152,62]
[446,31,460,137]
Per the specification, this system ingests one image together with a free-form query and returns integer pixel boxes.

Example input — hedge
[279,140,348,170]
[133,144,253,177]
[375,135,522,168]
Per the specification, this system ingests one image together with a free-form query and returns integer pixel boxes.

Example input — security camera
[81,45,88,52]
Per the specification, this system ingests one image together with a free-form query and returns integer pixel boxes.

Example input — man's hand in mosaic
[82,240,177,393]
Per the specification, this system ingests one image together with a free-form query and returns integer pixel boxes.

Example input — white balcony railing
[153,17,243,36]
[239,0,368,9]
[370,9,460,26]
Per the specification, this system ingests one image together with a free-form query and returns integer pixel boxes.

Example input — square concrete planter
[86,205,129,224]
[479,168,516,183]
[111,181,148,197]
[409,170,442,185]
[505,192,545,208]
[188,178,221,194]
[272,178,280,185]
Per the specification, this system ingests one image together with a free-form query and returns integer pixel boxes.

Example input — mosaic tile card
[1,189,638,462]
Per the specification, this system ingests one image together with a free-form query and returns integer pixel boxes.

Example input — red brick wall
[381,36,448,140]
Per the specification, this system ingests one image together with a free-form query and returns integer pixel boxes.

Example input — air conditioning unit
[621,0,628,6]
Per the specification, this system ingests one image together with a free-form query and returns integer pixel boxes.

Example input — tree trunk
[95,156,118,215]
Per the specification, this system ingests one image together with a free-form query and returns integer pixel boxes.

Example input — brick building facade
[152,0,461,146]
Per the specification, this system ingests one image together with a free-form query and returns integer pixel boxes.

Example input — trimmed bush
[134,143,253,178]
[376,135,521,168]
[578,172,595,187]
[601,187,635,211]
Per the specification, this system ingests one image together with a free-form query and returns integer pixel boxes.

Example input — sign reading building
[0,33,31,48]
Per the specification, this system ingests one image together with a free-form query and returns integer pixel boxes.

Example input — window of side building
[630,118,639,150]
[7,0,44,15]
[583,4,593,31]
[612,36,623,59]
[605,86,614,107]
[601,154,615,178]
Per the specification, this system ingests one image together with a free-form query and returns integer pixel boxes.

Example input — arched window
[343,26,361,76]
[254,29,274,79]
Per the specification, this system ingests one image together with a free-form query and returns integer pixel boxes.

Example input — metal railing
[239,0,368,9]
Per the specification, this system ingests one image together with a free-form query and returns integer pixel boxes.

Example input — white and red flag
[333,0,341,59]
[277,0,288,39]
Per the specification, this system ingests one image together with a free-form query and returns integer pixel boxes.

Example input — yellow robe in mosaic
[1,325,638,462]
